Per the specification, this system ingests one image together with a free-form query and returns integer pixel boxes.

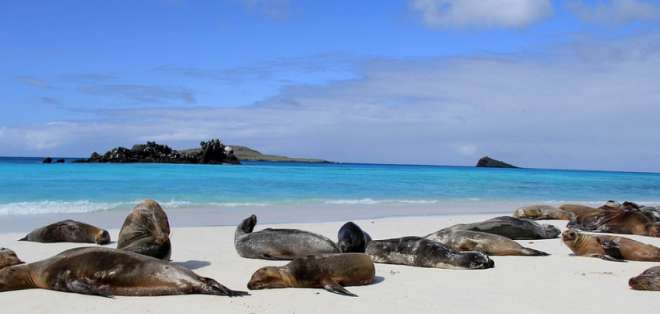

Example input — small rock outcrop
[78,139,240,165]
[476,156,518,168]
[42,157,53,164]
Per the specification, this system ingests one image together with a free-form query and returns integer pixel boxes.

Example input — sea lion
[560,204,602,218]
[513,205,574,220]
[567,202,659,237]
[235,214,339,260]
[0,247,247,297]
[117,199,171,260]
[447,216,560,240]
[366,236,494,269]
[629,266,660,291]
[337,222,372,253]
[424,229,549,256]
[561,229,660,262]
[19,220,110,244]
[0,248,23,269]
[247,253,374,297]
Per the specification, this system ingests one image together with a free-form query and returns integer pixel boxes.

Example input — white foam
[0,200,125,216]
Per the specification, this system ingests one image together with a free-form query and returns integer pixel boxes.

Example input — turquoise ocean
[2,157,660,218]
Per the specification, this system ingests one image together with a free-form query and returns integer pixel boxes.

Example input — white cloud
[410,0,553,29]
[2,35,660,171]
[568,0,660,24]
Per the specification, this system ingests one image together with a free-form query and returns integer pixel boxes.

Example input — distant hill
[180,145,330,163]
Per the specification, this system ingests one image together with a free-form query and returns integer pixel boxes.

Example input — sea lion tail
[18,235,27,241]
[322,280,358,297]
[199,277,249,297]
[520,248,550,256]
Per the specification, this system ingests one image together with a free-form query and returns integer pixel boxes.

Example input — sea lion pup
[117,199,171,260]
[561,230,660,262]
[337,222,372,253]
[0,248,24,269]
[629,266,660,291]
[247,253,374,297]
[235,214,339,260]
[447,216,560,240]
[424,229,549,256]
[0,247,247,297]
[513,205,574,220]
[366,236,494,269]
[19,220,110,244]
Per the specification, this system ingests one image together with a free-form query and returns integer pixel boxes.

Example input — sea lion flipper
[199,277,249,297]
[18,236,27,241]
[64,279,114,298]
[322,280,357,297]
[457,239,479,251]
[596,238,625,261]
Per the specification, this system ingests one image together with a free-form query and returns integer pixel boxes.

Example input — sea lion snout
[96,230,111,245]
[247,267,288,290]
[463,252,495,269]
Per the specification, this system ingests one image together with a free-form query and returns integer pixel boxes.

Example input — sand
[1,213,659,314]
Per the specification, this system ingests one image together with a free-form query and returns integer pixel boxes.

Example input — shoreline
[1,214,659,314]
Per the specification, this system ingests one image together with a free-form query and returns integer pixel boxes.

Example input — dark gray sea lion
[0,247,247,297]
[448,216,560,240]
[629,266,660,291]
[19,220,110,244]
[424,229,549,256]
[561,229,660,262]
[337,222,372,253]
[235,214,339,260]
[513,205,574,220]
[247,253,374,297]
[117,199,171,260]
[366,236,494,269]
[0,248,23,269]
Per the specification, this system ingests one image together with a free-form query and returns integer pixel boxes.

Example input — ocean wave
[323,198,442,205]
[0,200,125,216]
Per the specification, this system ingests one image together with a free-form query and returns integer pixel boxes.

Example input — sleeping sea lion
[234,214,339,260]
[19,220,110,244]
[117,199,171,260]
[0,248,23,269]
[366,236,494,269]
[513,205,574,220]
[0,247,247,297]
[567,202,659,237]
[561,229,660,262]
[247,253,374,297]
[629,266,660,291]
[424,229,549,256]
[337,222,372,253]
[447,216,560,240]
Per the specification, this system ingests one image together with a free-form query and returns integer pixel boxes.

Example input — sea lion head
[561,229,583,250]
[629,270,660,291]
[457,251,495,269]
[0,248,24,269]
[646,223,660,237]
[0,265,33,292]
[542,224,561,238]
[95,230,111,245]
[247,266,291,290]
[337,222,368,253]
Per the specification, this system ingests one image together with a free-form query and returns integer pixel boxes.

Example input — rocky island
[76,139,240,164]
[476,156,518,168]
[68,139,330,165]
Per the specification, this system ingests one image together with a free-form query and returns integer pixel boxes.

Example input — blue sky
[2,0,660,171]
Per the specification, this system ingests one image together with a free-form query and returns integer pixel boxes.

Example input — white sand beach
[1,213,659,314]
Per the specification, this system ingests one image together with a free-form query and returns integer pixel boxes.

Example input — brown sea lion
[235,214,339,260]
[0,248,23,269]
[19,220,110,244]
[561,229,660,262]
[567,202,659,237]
[425,229,549,256]
[247,253,374,297]
[629,266,660,291]
[0,247,247,297]
[513,205,574,220]
[447,216,560,240]
[117,199,171,260]
[366,237,494,269]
